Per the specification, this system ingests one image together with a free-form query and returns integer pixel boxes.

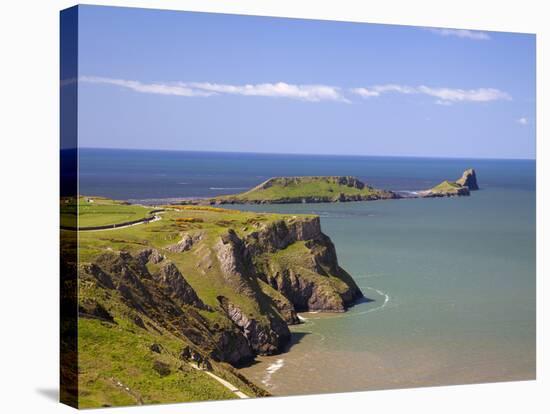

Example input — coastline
[75,151,535,400]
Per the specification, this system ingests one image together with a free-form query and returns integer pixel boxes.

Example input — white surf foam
[371,287,390,307]
[303,286,391,321]
[261,358,285,386]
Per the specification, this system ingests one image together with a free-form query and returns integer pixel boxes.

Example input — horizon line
[76,146,536,161]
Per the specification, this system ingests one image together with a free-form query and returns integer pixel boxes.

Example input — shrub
[174,217,204,223]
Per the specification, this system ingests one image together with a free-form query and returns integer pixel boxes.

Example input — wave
[370,287,390,307]
[262,358,285,386]
[395,190,420,198]
[301,286,391,321]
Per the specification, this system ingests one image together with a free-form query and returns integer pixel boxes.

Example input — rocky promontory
[420,168,479,197]
[77,204,363,374]
[455,168,479,190]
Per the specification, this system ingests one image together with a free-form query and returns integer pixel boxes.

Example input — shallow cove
[236,188,535,395]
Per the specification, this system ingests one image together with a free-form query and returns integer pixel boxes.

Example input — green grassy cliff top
[427,180,469,196]
[210,175,396,203]
[61,196,155,229]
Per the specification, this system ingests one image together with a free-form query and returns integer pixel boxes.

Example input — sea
[79,148,536,394]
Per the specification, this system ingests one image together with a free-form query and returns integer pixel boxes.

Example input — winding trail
[189,364,249,399]
[62,212,163,232]
[85,214,163,232]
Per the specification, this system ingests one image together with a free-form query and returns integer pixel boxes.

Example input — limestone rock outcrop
[456,168,479,190]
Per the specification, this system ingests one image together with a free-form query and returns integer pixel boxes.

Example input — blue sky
[76,5,536,159]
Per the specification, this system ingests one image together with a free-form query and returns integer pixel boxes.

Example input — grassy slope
[216,177,387,202]
[78,264,244,408]
[78,318,238,408]
[78,206,307,318]
[61,197,153,228]
[75,204,320,406]
[429,180,464,194]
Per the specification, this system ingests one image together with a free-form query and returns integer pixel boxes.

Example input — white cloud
[417,85,511,102]
[351,84,511,104]
[517,117,528,125]
[79,76,214,97]
[80,76,510,106]
[425,28,491,40]
[350,87,380,98]
[188,81,349,102]
[79,76,347,102]
[351,84,415,97]
[372,84,417,94]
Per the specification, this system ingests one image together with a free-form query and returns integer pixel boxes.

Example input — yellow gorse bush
[165,205,234,213]
[174,217,204,223]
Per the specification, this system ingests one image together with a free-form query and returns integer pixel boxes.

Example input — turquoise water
[237,188,535,393]
[79,149,536,393]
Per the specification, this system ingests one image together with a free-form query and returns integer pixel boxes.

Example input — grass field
[429,180,465,195]
[61,197,154,228]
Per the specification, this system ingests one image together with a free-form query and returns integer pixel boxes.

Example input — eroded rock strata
[79,215,362,367]
[456,168,479,190]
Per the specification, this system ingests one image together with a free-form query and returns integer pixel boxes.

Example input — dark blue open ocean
[79,148,535,202]
[79,148,536,393]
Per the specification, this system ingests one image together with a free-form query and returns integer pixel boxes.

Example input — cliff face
[79,212,362,369]
[210,216,362,346]
[244,217,363,312]
[245,216,323,254]
[214,229,291,355]
[217,296,290,355]
[80,252,254,366]
[456,168,479,190]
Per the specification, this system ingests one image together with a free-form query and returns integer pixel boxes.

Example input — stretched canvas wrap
[60,5,536,409]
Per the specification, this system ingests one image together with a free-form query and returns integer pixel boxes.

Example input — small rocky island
[180,169,479,205]
[421,168,479,197]
[212,175,398,204]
